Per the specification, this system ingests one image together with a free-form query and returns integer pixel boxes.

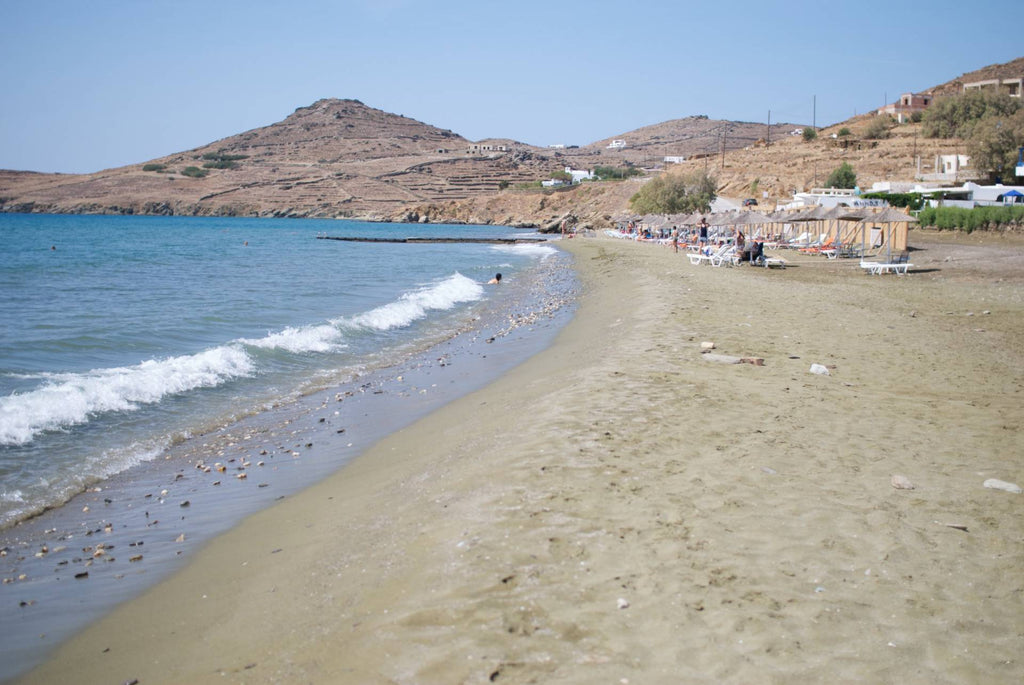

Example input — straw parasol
[829,207,869,247]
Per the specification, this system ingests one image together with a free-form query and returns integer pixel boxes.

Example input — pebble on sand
[982,478,1022,494]
[809,364,830,376]
[891,474,915,490]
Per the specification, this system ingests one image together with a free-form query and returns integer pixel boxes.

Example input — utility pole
[766,110,771,148]
[720,131,726,170]
[813,95,816,130]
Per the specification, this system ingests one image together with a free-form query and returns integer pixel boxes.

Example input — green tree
[825,162,856,189]
[802,128,817,142]
[922,90,1021,139]
[837,127,852,137]
[629,170,717,214]
[594,165,641,180]
[966,109,1024,183]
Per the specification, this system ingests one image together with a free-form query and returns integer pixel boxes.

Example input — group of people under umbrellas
[625,205,917,265]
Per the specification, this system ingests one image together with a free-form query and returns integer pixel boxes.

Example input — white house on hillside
[565,166,594,183]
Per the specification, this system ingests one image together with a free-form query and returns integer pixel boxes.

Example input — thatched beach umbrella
[831,207,868,248]
[785,207,824,246]
[768,209,803,241]
[733,209,774,231]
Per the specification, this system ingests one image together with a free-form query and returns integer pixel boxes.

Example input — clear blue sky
[1,0,1017,174]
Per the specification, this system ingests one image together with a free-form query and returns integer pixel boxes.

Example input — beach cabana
[855,207,918,261]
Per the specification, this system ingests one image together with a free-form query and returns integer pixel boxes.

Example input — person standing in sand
[671,226,679,253]
[698,217,709,246]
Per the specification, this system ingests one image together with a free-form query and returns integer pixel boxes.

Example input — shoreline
[0,246,576,682]
[15,232,1024,684]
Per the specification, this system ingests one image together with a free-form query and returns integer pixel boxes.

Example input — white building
[919,181,1024,208]
[937,154,970,176]
[779,187,887,210]
[607,139,626,149]
[565,166,594,183]
[663,155,686,164]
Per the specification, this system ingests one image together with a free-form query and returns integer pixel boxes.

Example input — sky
[1,0,1018,174]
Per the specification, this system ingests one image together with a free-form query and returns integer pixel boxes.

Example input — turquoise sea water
[0,214,560,529]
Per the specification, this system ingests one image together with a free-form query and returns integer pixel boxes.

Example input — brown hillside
[0,100,567,219]
[2,56,1020,226]
[929,56,1024,96]
[0,101,798,222]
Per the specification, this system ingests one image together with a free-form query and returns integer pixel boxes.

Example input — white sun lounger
[687,244,731,266]
[860,259,912,275]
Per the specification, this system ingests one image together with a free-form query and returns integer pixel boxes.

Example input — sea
[0,213,575,681]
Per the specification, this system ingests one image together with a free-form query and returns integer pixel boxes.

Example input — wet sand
[16,230,1024,684]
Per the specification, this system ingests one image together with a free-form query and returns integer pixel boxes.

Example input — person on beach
[487,273,502,284]
[735,231,745,256]
[671,227,679,253]
[698,218,709,245]
[748,240,764,265]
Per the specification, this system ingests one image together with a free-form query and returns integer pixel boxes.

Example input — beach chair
[686,243,729,266]
[860,258,913,275]
[711,245,739,267]
[783,232,810,248]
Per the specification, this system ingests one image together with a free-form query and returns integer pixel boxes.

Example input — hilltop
[0,99,797,223]
[1,55,1020,226]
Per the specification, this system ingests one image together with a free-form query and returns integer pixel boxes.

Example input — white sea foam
[0,346,254,446]
[490,243,558,260]
[239,322,346,354]
[0,489,25,503]
[348,273,483,331]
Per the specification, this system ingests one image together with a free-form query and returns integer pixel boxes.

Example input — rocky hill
[411,56,1023,228]
[0,99,796,222]
[928,56,1024,96]
[1,56,1020,227]
[0,100,562,219]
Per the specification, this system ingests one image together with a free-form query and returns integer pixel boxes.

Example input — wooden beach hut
[854,207,917,260]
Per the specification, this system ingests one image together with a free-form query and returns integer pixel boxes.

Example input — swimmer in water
[487,273,502,284]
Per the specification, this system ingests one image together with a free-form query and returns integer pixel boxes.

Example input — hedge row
[917,205,1024,232]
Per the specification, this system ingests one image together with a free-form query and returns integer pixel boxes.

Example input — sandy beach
[16,230,1024,685]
